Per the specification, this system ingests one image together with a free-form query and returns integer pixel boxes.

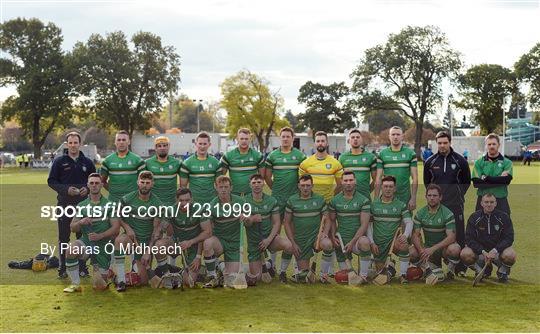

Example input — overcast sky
[1,0,539,119]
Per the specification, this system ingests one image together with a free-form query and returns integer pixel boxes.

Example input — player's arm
[334,164,344,194]
[411,227,424,253]
[149,218,161,247]
[374,165,383,198]
[179,162,189,188]
[99,162,110,190]
[70,216,85,233]
[90,218,121,242]
[324,211,335,237]
[220,155,229,175]
[409,165,418,211]
[283,210,300,258]
[495,214,514,253]
[459,156,472,194]
[465,215,484,254]
[370,169,377,192]
[188,220,213,247]
[354,211,371,242]
[264,168,273,188]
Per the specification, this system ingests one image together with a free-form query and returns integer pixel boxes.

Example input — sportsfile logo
[40,202,178,221]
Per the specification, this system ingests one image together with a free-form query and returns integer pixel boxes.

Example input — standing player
[375,126,418,211]
[368,176,413,284]
[339,129,377,200]
[410,184,461,281]
[321,171,371,283]
[244,174,293,282]
[153,188,212,286]
[220,128,265,196]
[461,193,516,283]
[100,130,146,202]
[283,175,327,283]
[63,173,119,292]
[471,133,513,216]
[145,136,182,206]
[264,127,306,279]
[201,176,246,288]
[180,132,223,204]
[113,171,162,291]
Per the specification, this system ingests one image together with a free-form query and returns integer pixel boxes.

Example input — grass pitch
[1,164,539,332]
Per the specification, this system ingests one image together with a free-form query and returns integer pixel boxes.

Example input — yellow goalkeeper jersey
[299,154,344,202]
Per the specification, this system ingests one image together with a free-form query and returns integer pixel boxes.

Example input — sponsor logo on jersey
[160,167,164,172]
[292,156,297,160]
[325,163,332,169]
[128,160,132,165]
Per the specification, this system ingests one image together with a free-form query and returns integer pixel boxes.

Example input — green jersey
[413,204,455,248]
[328,191,371,241]
[77,195,113,245]
[376,146,417,203]
[285,192,327,247]
[370,198,411,247]
[100,151,146,202]
[120,190,162,242]
[145,155,182,206]
[208,194,246,243]
[472,154,513,198]
[179,154,222,204]
[220,148,264,195]
[244,193,280,240]
[265,148,306,206]
[339,150,376,199]
[168,204,202,241]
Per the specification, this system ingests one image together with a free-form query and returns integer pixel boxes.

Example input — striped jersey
[376,146,417,203]
[120,190,162,242]
[244,193,280,240]
[285,192,327,246]
[339,150,377,199]
[77,195,112,244]
[145,155,182,206]
[299,154,344,202]
[329,191,371,240]
[220,148,264,195]
[100,151,146,202]
[413,204,455,247]
[370,198,411,246]
[180,154,222,204]
[208,194,246,242]
[265,147,306,206]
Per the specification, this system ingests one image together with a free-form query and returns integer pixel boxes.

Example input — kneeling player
[244,174,293,283]
[410,184,461,283]
[460,193,516,283]
[283,175,327,283]
[202,176,246,288]
[367,175,413,284]
[320,171,371,283]
[63,173,119,293]
[153,188,211,287]
[113,171,163,291]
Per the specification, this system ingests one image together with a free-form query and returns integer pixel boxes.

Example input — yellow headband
[154,136,170,145]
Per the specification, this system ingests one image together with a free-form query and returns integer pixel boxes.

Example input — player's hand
[332,235,341,248]
[408,198,416,211]
[250,214,263,223]
[291,242,301,258]
[78,187,88,197]
[370,243,379,256]
[179,240,192,251]
[259,237,272,252]
[421,247,434,261]
[344,241,353,253]
[78,217,93,226]
[190,258,201,272]
[68,186,80,196]
[88,232,102,242]
[398,234,408,244]
[125,228,136,243]
[141,254,151,267]
[486,249,498,261]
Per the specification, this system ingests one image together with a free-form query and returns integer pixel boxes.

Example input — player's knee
[114,234,130,247]
[65,241,80,259]
[394,240,408,253]
[279,237,294,253]
[501,247,516,265]
[409,246,419,262]
[357,236,370,252]
[320,237,333,251]
[460,247,476,265]
[446,243,461,258]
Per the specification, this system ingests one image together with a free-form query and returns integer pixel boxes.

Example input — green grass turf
[1,164,539,332]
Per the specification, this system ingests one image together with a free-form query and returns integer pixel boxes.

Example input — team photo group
[48,124,517,293]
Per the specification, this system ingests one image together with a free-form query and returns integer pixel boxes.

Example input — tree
[0,18,77,158]
[220,70,289,152]
[362,109,410,134]
[515,43,540,109]
[158,96,223,133]
[404,126,436,146]
[455,64,515,134]
[297,81,355,134]
[507,90,527,119]
[350,25,462,157]
[284,109,303,132]
[72,31,181,137]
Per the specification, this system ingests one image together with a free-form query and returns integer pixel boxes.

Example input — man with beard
[339,129,377,200]
[113,171,162,291]
[100,130,146,202]
[423,131,470,273]
[145,136,182,206]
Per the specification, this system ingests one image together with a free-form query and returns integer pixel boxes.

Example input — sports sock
[204,255,216,277]
[280,255,291,274]
[270,252,277,267]
[168,256,176,266]
[359,252,371,277]
[329,251,336,274]
[66,258,80,285]
[398,250,409,276]
[321,250,333,274]
[157,258,168,269]
[114,250,126,283]
[338,261,348,270]
[498,263,511,274]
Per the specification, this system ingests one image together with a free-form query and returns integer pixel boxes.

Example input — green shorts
[335,233,357,262]
[174,234,199,265]
[79,237,112,270]
[134,236,151,261]
[246,230,272,263]
[294,235,317,261]
[215,235,240,262]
